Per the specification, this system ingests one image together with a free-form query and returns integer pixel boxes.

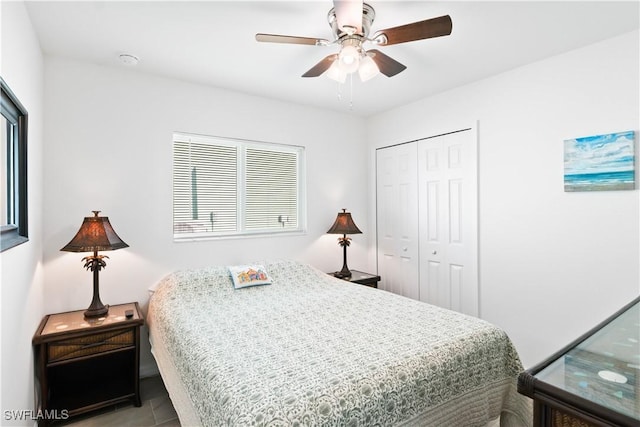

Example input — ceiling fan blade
[373,15,452,46]
[256,33,329,46]
[302,54,338,78]
[333,0,363,34]
[367,49,407,77]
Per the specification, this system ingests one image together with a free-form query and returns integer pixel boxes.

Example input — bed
[147,260,532,426]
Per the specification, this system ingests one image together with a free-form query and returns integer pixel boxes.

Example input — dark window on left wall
[1,77,28,251]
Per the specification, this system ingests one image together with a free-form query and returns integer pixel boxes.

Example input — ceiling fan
[255,0,452,82]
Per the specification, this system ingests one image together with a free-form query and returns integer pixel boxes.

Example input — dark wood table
[330,270,381,288]
[32,302,144,425]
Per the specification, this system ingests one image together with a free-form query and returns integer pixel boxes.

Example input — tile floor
[60,375,180,427]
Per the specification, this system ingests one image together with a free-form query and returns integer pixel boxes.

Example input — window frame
[1,77,28,252]
[172,132,306,241]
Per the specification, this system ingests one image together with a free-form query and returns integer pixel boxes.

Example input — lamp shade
[358,53,380,82]
[327,209,362,235]
[326,59,347,83]
[61,211,128,253]
[338,44,360,74]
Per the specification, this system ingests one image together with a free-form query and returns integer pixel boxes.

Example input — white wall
[0,1,45,423]
[42,57,369,375]
[366,30,640,367]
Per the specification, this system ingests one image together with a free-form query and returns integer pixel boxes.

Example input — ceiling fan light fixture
[338,44,360,73]
[358,53,379,82]
[326,59,347,83]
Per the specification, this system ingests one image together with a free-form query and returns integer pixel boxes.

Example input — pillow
[228,265,272,289]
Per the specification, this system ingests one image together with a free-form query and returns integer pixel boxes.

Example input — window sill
[1,225,29,251]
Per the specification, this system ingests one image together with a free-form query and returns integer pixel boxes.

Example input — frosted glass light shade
[358,54,380,82]
[326,60,347,83]
[338,45,360,74]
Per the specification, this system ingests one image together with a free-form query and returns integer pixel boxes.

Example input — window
[173,132,305,240]
[1,77,28,251]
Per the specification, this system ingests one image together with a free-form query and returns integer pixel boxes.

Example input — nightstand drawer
[48,328,134,363]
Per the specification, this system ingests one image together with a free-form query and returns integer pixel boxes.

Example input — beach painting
[564,131,635,192]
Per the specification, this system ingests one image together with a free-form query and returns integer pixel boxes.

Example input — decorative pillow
[228,265,272,289]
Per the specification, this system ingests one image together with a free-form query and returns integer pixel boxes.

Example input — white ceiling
[24,1,640,117]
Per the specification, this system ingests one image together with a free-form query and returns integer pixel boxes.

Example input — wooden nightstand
[32,302,144,425]
[331,270,381,288]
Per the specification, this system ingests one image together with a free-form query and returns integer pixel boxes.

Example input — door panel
[449,179,462,243]
[418,130,478,316]
[449,263,464,312]
[376,144,419,299]
[426,180,439,241]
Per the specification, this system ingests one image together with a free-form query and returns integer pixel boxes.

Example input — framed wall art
[564,130,635,192]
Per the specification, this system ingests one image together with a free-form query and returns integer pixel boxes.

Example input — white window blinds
[173,133,304,239]
[245,147,298,230]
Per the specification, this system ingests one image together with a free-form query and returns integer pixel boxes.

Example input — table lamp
[61,211,129,318]
[327,208,362,278]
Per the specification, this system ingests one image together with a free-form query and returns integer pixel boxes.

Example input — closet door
[376,143,419,299]
[418,129,478,316]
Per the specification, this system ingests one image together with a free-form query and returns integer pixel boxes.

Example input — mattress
[147,260,532,426]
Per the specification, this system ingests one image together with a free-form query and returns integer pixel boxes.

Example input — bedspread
[147,260,531,426]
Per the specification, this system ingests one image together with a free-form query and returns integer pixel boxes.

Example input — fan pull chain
[334,76,354,110]
[349,74,354,110]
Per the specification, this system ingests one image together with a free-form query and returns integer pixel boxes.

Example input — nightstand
[331,270,381,288]
[32,302,144,426]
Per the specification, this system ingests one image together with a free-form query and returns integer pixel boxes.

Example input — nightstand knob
[432,250,437,255]
[402,247,408,252]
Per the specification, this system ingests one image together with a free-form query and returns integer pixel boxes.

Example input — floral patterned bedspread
[148,260,532,426]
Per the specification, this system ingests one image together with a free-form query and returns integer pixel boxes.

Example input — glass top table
[518,296,640,426]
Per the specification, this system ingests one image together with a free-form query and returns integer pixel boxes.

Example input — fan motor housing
[328,3,375,39]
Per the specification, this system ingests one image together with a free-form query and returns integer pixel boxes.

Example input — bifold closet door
[376,143,419,299]
[418,129,478,316]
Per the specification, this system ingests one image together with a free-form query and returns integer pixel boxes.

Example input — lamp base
[334,235,353,279]
[334,267,352,279]
[83,255,109,318]
[84,304,109,319]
